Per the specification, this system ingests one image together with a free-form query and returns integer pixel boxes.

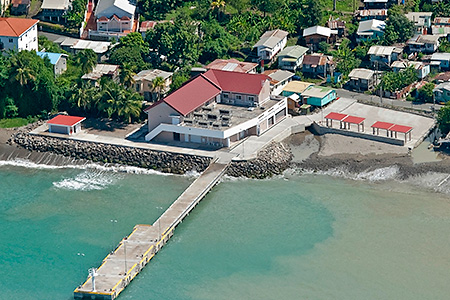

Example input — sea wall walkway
[74,161,230,299]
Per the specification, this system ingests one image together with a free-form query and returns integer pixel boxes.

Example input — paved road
[336,89,442,112]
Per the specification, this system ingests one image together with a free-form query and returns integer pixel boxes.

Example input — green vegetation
[66,0,88,29]
[437,103,450,134]
[333,38,360,77]
[417,82,435,103]
[0,118,32,128]
[382,6,415,45]
[380,66,417,92]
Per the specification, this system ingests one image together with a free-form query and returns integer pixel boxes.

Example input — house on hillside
[356,19,386,43]
[368,45,402,66]
[355,9,388,21]
[144,70,287,148]
[263,69,294,95]
[303,26,337,51]
[133,69,173,102]
[433,82,450,103]
[302,53,334,78]
[252,29,288,62]
[10,0,30,15]
[206,59,258,73]
[0,17,38,52]
[348,68,377,91]
[92,0,136,39]
[276,46,308,71]
[407,34,440,53]
[326,18,346,37]
[81,64,120,85]
[36,52,68,75]
[301,85,337,107]
[406,12,433,34]
[40,0,71,23]
[391,60,430,79]
[54,37,112,61]
[430,52,450,70]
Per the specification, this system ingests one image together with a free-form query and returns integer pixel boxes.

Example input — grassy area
[28,0,42,17]
[322,0,360,13]
[0,118,31,128]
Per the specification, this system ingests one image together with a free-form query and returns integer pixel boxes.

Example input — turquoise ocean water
[1,161,450,300]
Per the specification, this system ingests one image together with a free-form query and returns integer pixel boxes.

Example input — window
[236,95,242,100]
[248,96,254,101]
[9,39,13,43]
[223,93,229,98]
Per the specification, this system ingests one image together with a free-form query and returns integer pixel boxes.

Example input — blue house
[301,85,337,107]
[36,51,68,76]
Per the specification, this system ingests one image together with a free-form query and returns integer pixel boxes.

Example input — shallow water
[1,161,450,299]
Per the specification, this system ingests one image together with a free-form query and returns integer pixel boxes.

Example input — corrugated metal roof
[368,45,396,56]
[277,45,308,59]
[41,0,70,10]
[348,68,375,80]
[253,29,288,49]
[357,19,386,34]
[303,25,331,38]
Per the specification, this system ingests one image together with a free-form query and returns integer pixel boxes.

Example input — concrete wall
[147,102,178,131]
[310,122,405,146]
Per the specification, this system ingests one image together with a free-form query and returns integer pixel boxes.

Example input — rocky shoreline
[6,127,293,178]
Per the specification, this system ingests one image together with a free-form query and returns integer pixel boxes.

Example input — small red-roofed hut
[47,115,86,135]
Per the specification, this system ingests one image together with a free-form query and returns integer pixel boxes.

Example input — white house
[253,29,288,62]
[368,45,402,66]
[264,69,295,95]
[93,0,136,38]
[407,34,440,53]
[0,17,38,52]
[40,0,71,23]
[391,60,430,79]
[144,69,287,148]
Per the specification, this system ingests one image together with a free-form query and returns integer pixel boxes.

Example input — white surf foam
[53,170,119,191]
[0,158,199,177]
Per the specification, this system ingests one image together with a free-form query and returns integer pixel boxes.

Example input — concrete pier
[74,161,230,299]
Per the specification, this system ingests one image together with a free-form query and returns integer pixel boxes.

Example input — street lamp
[110,219,117,253]
[123,237,128,275]
[77,252,85,283]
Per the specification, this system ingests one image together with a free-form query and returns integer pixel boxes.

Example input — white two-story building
[252,29,288,63]
[0,17,38,52]
[144,70,288,148]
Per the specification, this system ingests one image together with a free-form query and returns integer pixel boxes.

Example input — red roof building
[206,59,258,74]
[47,115,86,135]
[0,17,38,37]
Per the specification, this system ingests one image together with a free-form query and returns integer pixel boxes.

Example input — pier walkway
[74,161,230,299]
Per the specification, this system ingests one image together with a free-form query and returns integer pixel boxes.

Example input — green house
[301,85,337,107]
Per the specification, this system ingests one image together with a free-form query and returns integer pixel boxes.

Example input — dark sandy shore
[285,131,450,179]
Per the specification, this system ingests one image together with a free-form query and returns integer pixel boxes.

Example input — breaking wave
[0,158,200,178]
[53,171,119,191]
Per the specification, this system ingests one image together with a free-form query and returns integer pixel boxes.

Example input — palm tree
[75,49,97,74]
[119,63,136,88]
[9,54,36,86]
[150,76,166,102]
[100,83,124,118]
[69,81,99,112]
[117,91,142,123]
[211,0,225,20]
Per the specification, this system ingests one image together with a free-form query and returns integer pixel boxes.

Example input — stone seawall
[227,142,293,179]
[11,132,211,174]
[10,131,293,178]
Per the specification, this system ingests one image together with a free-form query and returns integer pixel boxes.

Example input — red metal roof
[0,17,38,37]
[325,112,347,121]
[343,115,365,124]
[163,75,221,116]
[371,121,394,130]
[390,124,413,133]
[47,115,86,126]
[203,69,269,95]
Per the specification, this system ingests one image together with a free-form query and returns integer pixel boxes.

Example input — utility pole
[333,0,336,11]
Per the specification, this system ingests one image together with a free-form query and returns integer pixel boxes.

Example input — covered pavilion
[389,124,413,142]
[371,121,394,136]
[342,115,365,132]
[325,112,348,128]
